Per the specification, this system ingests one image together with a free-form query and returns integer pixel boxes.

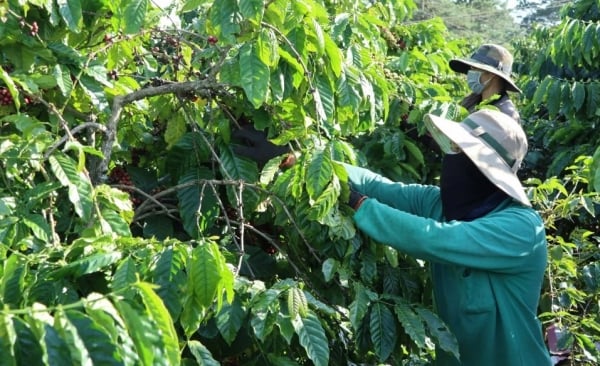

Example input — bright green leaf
[239,43,270,108]
[124,0,148,34]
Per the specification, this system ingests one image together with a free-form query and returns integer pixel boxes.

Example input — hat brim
[450,58,522,93]
[425,114,531,206]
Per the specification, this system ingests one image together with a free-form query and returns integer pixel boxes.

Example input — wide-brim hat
[424,109,530,206]
[449,44,522,93]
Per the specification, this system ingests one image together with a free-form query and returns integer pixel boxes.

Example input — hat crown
[470,44,513,76]
[465,110,527,172]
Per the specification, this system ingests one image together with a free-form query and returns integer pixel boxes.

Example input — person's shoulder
[496,200,543,224]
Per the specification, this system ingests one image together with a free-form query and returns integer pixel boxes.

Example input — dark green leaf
[177,167,219,238]
[394,301,427,349]
[12,318,44,366]
[546,79,562,118]
[187,340,220,366]
[586,83,600,118]
[369,302,397,361]
[57,0,82,32]
[292,311,329,366]
[51,252,122,279]
[572,81,586,112]
[0,313,16,366]
[1,254,26,307]
[416,307,459,360]
[152,248,187,319]
[216,297,246,345]
[65,310,123,365]
[239,0,263,23]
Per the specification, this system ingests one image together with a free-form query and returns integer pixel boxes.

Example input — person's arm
[342,163,442,218]
[354,200,545,273]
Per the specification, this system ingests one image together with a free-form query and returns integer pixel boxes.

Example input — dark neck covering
[441,153,508,221]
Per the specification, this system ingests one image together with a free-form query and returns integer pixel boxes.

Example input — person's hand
[348,184,367,210]
[232,124,291,167]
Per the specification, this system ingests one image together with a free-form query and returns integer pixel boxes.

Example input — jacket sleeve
[343,163,442,219]
[353,199,545,274]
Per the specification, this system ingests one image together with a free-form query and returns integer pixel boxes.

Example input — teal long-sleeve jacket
[344,164,551,366]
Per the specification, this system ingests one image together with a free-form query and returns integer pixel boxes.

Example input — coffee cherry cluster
[108,166,133,186]
[0,88,14,106]
[207,35,218,45]
[19,19,39,36]
[108,166,142,207]
[107,70,118,81]
[30,22,39,36]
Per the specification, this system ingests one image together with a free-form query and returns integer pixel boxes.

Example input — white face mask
[467,70,490,95]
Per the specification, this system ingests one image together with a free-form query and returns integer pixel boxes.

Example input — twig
[44,122,106,159]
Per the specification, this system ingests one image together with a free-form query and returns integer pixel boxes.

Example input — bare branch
[89,78,229,183]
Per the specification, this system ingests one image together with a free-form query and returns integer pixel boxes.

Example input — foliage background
[0,0,598,365]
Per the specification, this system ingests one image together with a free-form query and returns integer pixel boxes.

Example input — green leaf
[12,317,46,366]
[111,257,138,299]
[586,83,600,118]
[64,311,120,366]
[239,0,263,23]
[582,263,600,292]
[49,153,93,220]
[79,75,109,112]
[546,79,562,118]
[321,258,338,282]
[136,282,180,366]
[1,255,26,307]
[51,252,122,279]
[123,0,147,34]
[251,308,277,342]
[23,214,52,243]
[0,313,17,366]
[307,181,338,221]
[370,302,397,361]
[307,18,325,55]
[292,311,329,366]
[208,0,241,44]
[287,287,308,319]
[239,43,270,108]
[188,242,221,309]
[57,0,82,32]
[115,301,162,365]
[187,340,220,366]
[324,35,342,77]
[349,283,373,331]
[572,81,586,112]
[532,77,550,106]
[415,307,459,360]
[216,298,246,346]
[306,149,333,199]
[164,114,187,148]
[151,248,187,319]
[177,167,219,238]
[394,301,427,349]
[315,73,335,122]
[257,28,279,67]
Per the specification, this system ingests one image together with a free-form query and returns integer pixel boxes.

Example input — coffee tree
[0,0,474,364]
[512,0,600,363]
